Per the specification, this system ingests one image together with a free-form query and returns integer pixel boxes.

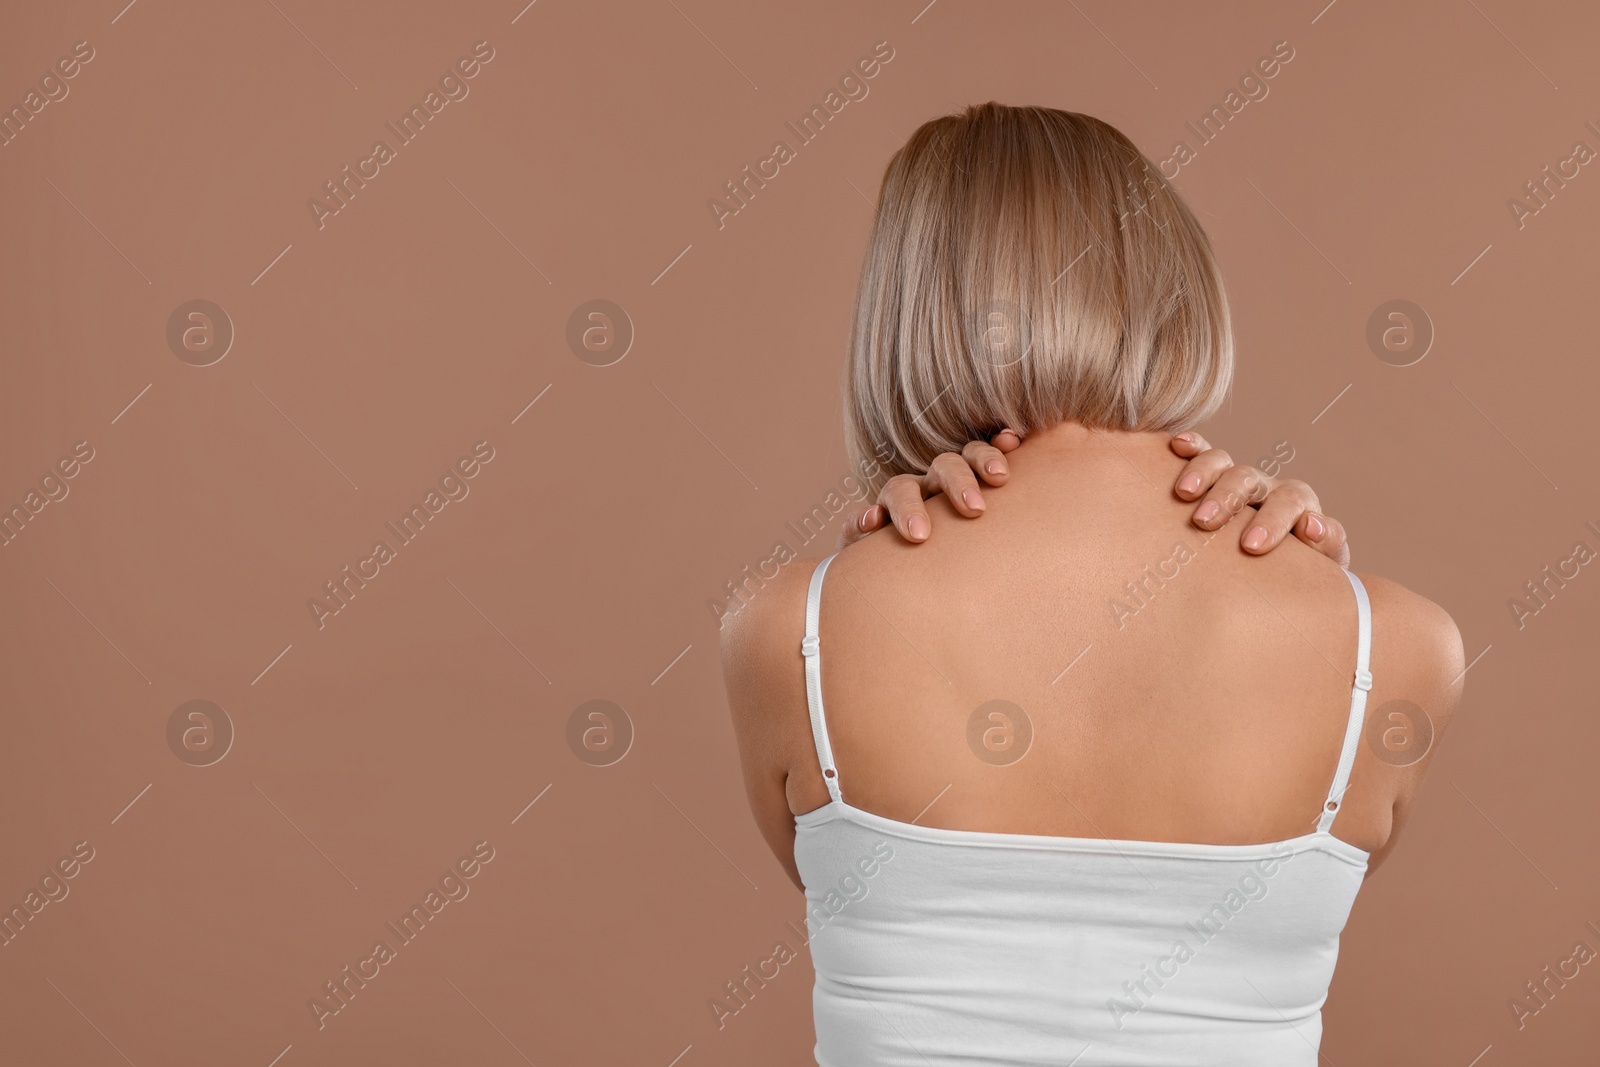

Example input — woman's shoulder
[717,556,830,719]
[717,555,836,816]
[1350,569,1467,737]
[718,555,827,653]
[1352,570,1463,666]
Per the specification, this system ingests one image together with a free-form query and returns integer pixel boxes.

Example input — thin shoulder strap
[802,554,842,803]
[1318,569,1374,833]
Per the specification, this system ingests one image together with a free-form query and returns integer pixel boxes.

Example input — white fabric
[803,553,843,803]
[793,555,1374,1066]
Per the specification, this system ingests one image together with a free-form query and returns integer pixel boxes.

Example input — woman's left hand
[1169,431,1350,567]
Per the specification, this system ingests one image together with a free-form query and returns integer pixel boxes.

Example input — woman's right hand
[841,430,1351,567]
[840,430,1022,547]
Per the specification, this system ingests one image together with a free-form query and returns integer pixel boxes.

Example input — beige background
[2,0,1597,1063]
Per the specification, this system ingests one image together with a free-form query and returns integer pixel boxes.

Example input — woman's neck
[1017,421,1181,469]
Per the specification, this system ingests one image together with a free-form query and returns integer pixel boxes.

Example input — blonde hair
[844,103,1233,493]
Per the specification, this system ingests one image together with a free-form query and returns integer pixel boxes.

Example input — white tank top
[792,553,1375,1066]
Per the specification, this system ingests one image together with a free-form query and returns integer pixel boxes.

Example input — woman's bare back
[724,423,1465,885]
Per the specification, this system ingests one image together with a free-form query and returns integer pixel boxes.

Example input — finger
[961,439,1010,485]
[836,504,885,549]
[878,475,932,542]
[1190,463,1270,531]
[925,452,986,516]
[991,428,1023,453]
[1296,511,1351,568]
[1168,431,1211,460]
[1238,487,1314,554]
[1172,446,1237,502]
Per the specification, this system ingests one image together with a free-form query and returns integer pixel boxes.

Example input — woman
[720,104,1462,1066]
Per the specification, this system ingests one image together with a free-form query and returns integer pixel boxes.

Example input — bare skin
[722,424,1463,893]
[842,429,1351,566]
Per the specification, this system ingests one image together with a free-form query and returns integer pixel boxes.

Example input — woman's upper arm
[719,570,814,893]
[1360,575,1466,876]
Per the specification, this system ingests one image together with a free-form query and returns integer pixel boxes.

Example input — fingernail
[985,459,1006,476]
[1177,473,1203,496]
[1242,525,1268,550]
[858,506,877,531]
[962,488,985,512]
[908,515,929,540]
[1195,501,1221,525]
[1175,432,1195,444]
[1305,513,1325,541]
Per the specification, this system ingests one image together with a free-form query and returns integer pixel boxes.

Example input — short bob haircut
[844,103,1233,494]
